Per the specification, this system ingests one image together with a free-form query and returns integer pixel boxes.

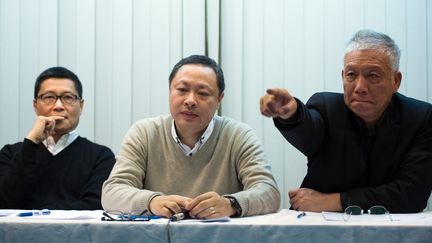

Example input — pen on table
[297,211,306,219]
[17,209,51,217]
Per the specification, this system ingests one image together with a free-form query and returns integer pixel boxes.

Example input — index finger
[288,189,300,199]
[185,192,213,210]
[266,87,290,97]
[169,195,193,209]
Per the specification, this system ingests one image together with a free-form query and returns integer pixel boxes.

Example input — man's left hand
[185,191,234,219]
[288,188,342,212]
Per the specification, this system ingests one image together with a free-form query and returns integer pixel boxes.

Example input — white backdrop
[0,0,431,210]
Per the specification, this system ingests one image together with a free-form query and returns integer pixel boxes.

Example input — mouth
[180,111,198,119]
[53,115,67,122]
[351,99,374,105]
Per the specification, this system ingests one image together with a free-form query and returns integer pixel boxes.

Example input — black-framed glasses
[343,205,393,222]
[36,92,81,105]
[101,210,151,221]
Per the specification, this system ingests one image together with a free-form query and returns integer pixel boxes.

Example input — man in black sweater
[0,67,115,210]
[260,30,432,213]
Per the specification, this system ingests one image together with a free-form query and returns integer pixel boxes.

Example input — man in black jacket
[260,29,432,213]
[0,67,115,210]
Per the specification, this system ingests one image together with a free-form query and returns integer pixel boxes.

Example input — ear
[33,99,38,114]
[217,92,224,103]
[79,99,84,115]
[393,71,402,92]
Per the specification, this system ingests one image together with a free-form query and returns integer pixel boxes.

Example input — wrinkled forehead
[343,50,392,69]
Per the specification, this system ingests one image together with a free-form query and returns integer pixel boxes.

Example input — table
[1,209,431,243]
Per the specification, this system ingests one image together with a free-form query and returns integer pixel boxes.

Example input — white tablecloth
[1,209,431,243]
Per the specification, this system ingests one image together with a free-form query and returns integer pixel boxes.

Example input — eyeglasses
[36,93,81,105]
[101,210,152,221]
[343,205,393,222]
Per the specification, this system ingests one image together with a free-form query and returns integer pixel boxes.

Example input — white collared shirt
[42,130,79,155]
[171,117,215,157]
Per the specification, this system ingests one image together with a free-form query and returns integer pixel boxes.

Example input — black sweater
[0,137,115,210]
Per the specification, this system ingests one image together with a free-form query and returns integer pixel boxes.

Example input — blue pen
[17,209,51,217]
[148,215,161,219]
[297,211,306,219]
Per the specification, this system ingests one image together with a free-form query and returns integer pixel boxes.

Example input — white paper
[0,210,18,217]
[175,216,231,223]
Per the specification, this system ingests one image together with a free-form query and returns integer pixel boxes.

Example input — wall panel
[220,0,243,120]
[406,0,428,100]
[323,0,345,92]
[94,0,114,149]
[262,0,287,211]
[386,0,407,93]
[243,0,264,138]
[75,0,96,141]
[0,0,20,143]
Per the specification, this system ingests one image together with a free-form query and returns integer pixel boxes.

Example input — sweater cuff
[146,192,164,215]
[20,138,40,168]
[23,138,40,149]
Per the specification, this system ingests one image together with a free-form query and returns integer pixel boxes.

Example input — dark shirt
[274,92,432,213]
[0,137,115,209]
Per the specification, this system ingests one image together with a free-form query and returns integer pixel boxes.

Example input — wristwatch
[225,196,242,217]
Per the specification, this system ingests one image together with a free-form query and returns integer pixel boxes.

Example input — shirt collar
[171,116,215,157]
[43,130,79,155]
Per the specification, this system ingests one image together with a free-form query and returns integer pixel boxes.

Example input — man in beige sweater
[102,55,280,219]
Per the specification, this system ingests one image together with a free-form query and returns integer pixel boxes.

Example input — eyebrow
[39,91,77,96]
[176,80,214,91]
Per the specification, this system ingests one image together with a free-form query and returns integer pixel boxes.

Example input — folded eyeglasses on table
[343,205,393,222]
[101,210,160,221]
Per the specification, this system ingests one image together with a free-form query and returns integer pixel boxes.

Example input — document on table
[0,210,17,217]
[321,211,427,222]
[175,216,231,223]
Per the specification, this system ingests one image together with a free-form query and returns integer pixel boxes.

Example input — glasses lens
[345,205,363,215]
[104,211,128,220]
[368,206,388,215]
[40,94,57,104]
[103,210,150,221]
[61,94,78,105]
[38,93,79,105]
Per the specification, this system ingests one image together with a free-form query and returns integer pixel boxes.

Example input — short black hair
[168,55,225,94]
[34,66,83,99]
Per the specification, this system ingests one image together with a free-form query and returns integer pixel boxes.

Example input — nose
[184,92,197,107]
[53,97,65,110]
[354,75,368,94]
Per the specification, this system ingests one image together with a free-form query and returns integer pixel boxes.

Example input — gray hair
[345,29,401,71]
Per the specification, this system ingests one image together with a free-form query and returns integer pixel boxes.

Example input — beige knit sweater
[102,115,280,216]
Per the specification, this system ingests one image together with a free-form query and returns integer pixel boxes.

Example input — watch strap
[224,196,242,217]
